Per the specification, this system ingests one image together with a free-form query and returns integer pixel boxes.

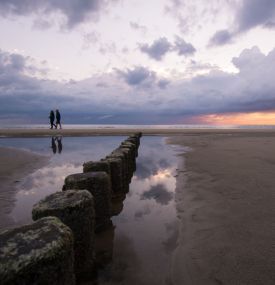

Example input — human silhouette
[55,109,62,129]
[56,136,63,154]
[51,137,57,154]
[49,110,56,129]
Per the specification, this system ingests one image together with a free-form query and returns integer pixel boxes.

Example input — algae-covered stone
[101,157,124,197]
[121,141,138,157]
[32,190,95,280]
[83,161,111,176]
[0,216,75,285]
[63,172,112,232]
[106,151,128,192]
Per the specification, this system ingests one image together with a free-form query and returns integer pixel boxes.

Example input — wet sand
[0,147,48,231]
[1,128,275,137]
[169,133,275,285]
[0,130,275,284]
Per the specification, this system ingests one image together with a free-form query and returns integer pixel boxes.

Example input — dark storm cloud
[140,184,174,205]
[210,0,275,46]
[0,0,117,28]
[209,29,233,46]
[139,37,172,61]
[116,66,156,87]
[174,36,196,56]
[2,46,275,123]
[236,0,275,33]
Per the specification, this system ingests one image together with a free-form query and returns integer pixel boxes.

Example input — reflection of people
[56,136,63,154]
[51,136,63,154]
[49,110,56,129]
[51,137,57,154]
[55,109,62,129]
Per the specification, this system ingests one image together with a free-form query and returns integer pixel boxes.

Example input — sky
[1,0,275,125]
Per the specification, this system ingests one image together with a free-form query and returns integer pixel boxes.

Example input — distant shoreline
[1,128,275,137]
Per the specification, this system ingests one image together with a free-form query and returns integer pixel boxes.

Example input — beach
[0,147,48,230]
[0,129,274,284]
[168,132,275,284]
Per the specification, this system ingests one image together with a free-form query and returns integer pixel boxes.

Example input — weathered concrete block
[126,137,139,148]
[118,147,135,180]
[83,160,111,176]
[63,172,112,232]
[121,141,137,157]
[0,216,75,285]
[108,149,130,186]
[32,190,95,280]
[120,143,137,172]
[101,157,124,197]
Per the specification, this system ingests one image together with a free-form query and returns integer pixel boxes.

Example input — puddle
[0,136,187,285]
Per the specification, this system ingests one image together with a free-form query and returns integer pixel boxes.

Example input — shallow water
[0,136,186,284]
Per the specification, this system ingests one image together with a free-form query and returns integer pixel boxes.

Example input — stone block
[32,190,95,280]
[63,172,112,232]
[0,217,75,285]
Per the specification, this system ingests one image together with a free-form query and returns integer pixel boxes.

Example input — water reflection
[97,137,185,285]
[0,136,126,226]
[140,183,174,205]
[0,136,186,285]
[51,136,63,154]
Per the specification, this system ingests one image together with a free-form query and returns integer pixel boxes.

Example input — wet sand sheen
[0,147,48,230]
[1,133,274,284]
[169,133,275,285]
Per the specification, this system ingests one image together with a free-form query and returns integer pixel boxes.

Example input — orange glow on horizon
[198,112,275,125]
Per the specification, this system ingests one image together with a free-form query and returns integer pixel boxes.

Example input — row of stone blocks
[0,133,142,285]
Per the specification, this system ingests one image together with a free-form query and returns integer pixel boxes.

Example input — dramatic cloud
[236,0,275,33]
[174,36,196,56]
[140,184,174,205]
[1,46,275,123]
[0,0,117,28]
[139,37,172,61]
[116,66,156,87]
[210,0,275,46]
[209,30,233,46]
[139,36,196,60]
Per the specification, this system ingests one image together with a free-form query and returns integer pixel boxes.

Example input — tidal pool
[0,136,186,285]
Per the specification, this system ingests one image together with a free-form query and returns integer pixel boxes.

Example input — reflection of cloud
[134,205,151,219]
[140,184,174,205]
[135,156,172,180]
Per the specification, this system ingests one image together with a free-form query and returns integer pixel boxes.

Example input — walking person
[49,110,56,129]
[55,109,62,129]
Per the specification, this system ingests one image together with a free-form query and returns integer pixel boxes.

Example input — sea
[1,124,275,129]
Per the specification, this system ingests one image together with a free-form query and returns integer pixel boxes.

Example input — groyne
[0,133,142,285]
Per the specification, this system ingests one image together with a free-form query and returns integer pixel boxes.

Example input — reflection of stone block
[0,216,75,285]
[32,190,95,280]
[63,172,112,232]
[95,225,115,267]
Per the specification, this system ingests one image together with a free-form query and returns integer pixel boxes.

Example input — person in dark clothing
[55,109,62,129]
[49,110,56,129]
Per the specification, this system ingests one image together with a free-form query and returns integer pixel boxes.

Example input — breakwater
[0,133,142,285]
